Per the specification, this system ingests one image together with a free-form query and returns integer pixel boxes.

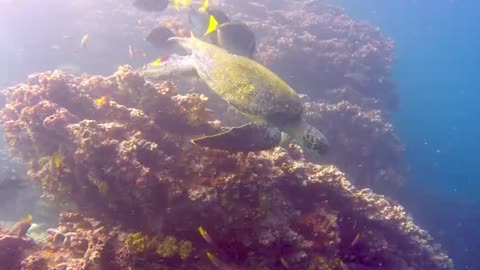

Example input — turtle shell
[186,37,304,128]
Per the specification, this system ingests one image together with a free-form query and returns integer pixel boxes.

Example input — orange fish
[177,27,187,37]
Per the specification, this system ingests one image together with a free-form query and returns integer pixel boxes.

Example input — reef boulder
[0,67,452,269]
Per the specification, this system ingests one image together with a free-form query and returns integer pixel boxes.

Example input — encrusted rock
[0,68,452,269]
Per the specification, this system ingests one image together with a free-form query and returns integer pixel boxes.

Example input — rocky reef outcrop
[0,229,35,270]
[0,0,405,193]
[304,100,404,192]
[0,67,452,269]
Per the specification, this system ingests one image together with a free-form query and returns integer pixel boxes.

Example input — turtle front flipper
[192,123,281,152]
[142,54,197,83]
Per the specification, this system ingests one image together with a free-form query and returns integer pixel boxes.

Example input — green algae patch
[124,232,157,253]
[156,235,193,260]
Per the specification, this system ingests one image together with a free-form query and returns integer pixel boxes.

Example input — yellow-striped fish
[204,15,218,36]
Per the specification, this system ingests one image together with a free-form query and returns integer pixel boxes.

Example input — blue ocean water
[335,0,480,269]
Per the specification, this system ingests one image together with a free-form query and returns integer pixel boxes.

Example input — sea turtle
[143,35,329,156]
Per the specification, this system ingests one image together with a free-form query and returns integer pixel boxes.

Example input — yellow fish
[52,151,64,169]
[206,252,222,268]
[198,226,214,245]
[94,96,109,106]
[198,0,208,12]
[151,55,170,67]
[204,15,218,36]
[81,34,89,49]
[172,0,191,10]
[151,58,162,67]
[206,252,241,270]
[163,20,174,28]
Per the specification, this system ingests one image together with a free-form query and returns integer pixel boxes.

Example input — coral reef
[304,100,405,191]
[1,0,406,192]
[0,67,452,269]
[0,232,35,269]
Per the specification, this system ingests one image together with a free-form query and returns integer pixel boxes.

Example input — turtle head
[285,121,329,156]
[168,35,218,60]
[168,36,193,53]
[301,123,329,155]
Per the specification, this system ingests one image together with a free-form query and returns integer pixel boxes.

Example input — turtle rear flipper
[192,123,281,152]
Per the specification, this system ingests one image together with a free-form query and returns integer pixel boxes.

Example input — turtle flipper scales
[192,123,281,152]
